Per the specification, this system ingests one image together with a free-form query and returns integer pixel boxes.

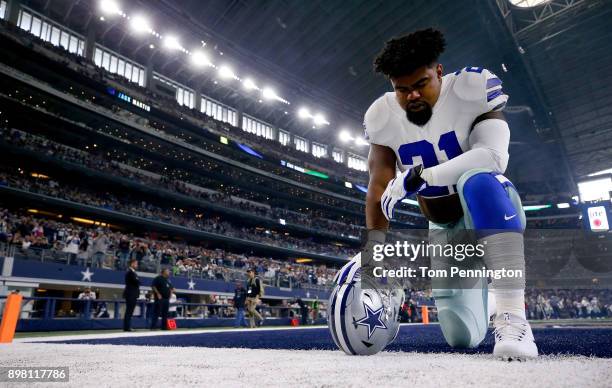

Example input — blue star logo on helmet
[355,302,387,339]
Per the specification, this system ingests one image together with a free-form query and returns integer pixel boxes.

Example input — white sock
[494,289,526,320]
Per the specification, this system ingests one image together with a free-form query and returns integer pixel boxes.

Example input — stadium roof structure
[16,0,612,198]
[496,0,612,180]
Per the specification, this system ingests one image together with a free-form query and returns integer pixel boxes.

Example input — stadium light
[355,137,369,146]
[298,107,310,119]
[130,15,151,34]
[190,50,211,67]
[509,0,551,8]
[243,78,257,90]
[339,130,353,142]
[588,167,612,177]
[557,203,570,209]
[262,87,277,100]
[297,107,328,124]
[96,3,296,111]
[218,65,235,79]
[97,2,299,111]
[99,0,121,15]
[163,35,181,51]
[313,113,328,126]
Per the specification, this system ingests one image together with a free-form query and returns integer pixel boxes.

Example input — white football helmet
[328,253,404,355]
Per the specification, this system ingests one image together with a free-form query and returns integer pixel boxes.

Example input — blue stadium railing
[0,296,326,332]
[0,243,333,294]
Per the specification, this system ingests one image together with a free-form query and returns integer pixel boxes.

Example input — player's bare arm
[366,143,396,230]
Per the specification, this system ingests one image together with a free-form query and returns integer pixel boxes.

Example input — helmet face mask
[328,254,405,355]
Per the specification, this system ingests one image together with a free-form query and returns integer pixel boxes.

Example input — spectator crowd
[0,208,338,289]
[0,162,357,258]
[0,127,366,237]
[525,288,612,320]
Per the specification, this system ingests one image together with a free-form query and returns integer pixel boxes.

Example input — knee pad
[457,169,525,233]
[433,278,489,349]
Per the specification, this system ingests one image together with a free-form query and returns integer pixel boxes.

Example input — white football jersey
[364,67,508,198]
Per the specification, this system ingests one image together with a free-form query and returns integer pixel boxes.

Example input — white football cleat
[493,312,538,361]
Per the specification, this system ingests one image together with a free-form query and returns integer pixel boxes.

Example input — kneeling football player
[330,28,537,360]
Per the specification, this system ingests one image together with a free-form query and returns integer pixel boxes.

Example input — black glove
[403,164,426,193]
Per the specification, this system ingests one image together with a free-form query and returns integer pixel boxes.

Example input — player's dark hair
[374,28,446,78]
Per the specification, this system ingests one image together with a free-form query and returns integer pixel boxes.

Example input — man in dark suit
[123,258,140,331]
[232,281,247,328]
[150,268,174,330]
[296,298,309,326]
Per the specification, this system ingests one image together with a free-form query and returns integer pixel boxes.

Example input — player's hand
[380,165,426,220]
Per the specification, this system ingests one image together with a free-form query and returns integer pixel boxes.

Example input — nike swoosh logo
[504,214,517,221]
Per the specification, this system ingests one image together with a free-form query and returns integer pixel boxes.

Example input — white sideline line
[15,325,328,343]
[15,322,432,343]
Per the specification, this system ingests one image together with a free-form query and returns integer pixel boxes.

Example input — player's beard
[405,102,433,126]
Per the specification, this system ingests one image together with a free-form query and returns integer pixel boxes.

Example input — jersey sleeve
[452,67,508,115]
[363,95,391,145]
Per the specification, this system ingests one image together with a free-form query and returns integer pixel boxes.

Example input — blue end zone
[48,325,612,358]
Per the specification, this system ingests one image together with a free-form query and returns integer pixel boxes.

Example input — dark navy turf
[48,325,612,358]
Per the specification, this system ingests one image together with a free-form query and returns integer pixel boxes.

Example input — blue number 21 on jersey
[398,131,462,197]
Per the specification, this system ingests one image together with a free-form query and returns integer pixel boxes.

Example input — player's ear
[436,63,443,80]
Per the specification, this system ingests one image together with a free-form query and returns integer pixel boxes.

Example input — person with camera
[245,268,264,328]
